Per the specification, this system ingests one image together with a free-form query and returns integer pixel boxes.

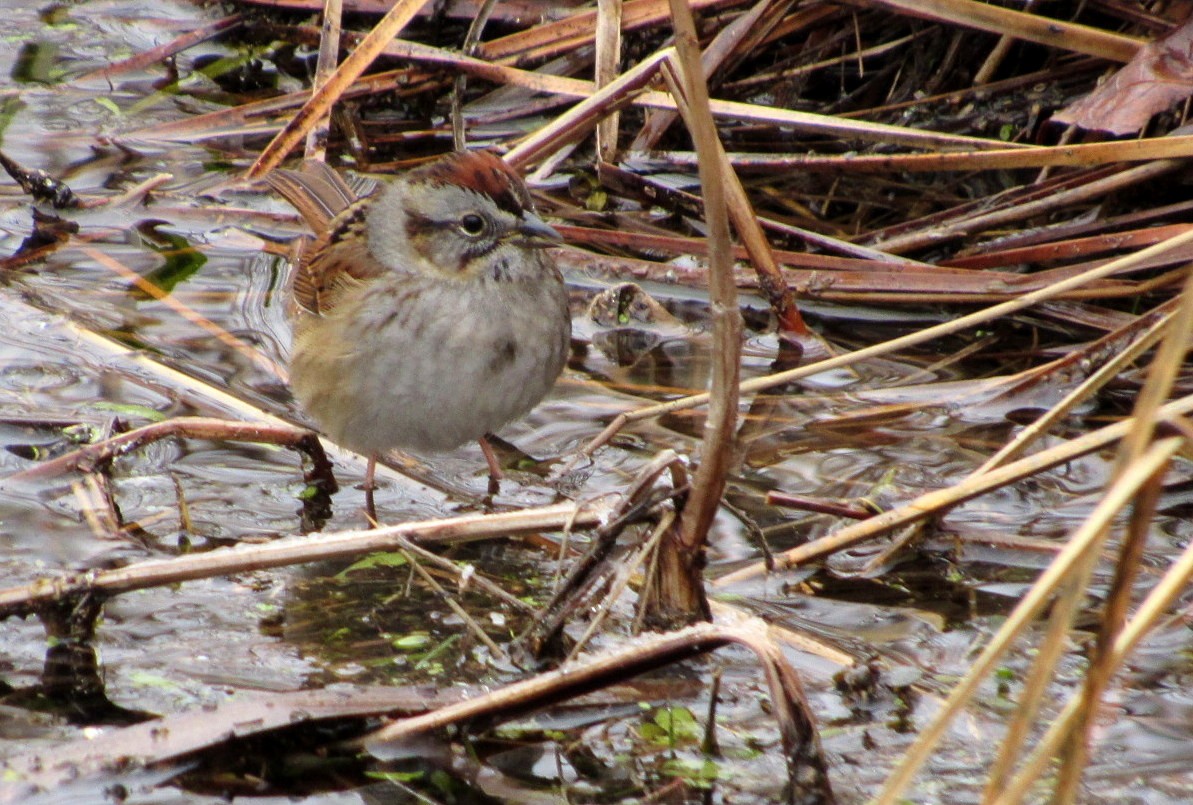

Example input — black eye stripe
[403,210,437,239]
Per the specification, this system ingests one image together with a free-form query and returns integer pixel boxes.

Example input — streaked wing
[267,162,385,316]
[296,203,384,315]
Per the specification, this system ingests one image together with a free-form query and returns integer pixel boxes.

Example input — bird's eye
[459,213,487,236]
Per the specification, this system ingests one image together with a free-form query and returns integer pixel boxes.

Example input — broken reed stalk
[593,0,622,161]
[643,0,739,625]
[1055,266,1193,802]
[873,436,1184,805]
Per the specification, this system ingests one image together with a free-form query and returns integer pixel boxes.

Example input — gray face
[364,178,556,283]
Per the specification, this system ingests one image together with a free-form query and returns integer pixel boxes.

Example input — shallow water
[1,1,1192,802]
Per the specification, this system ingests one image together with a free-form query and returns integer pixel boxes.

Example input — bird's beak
[517,213,563,248]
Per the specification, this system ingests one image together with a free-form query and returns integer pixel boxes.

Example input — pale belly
[288,272,570,455]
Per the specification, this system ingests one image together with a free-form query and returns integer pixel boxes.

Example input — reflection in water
[11,41,60,85]
[13,595,153,726]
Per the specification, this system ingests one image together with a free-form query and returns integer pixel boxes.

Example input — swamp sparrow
[268,151,571,510]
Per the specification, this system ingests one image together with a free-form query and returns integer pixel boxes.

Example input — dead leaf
[1054,13,1193,135]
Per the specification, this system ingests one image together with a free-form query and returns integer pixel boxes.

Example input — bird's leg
[479,434,503,494]
[363,453,378,522]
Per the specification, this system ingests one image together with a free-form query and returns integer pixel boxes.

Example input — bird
[267,151,571,517]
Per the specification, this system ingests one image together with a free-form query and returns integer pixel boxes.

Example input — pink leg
[478,435,504,482]
[363,453,377,522]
